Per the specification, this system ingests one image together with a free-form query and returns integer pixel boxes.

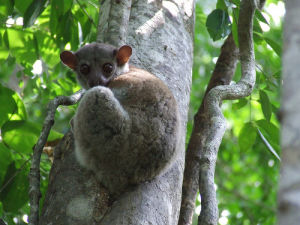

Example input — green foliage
[0,0,282,224]
[190,0,282,224]
[206,9,231,41]
[0,162,29,213]
[0,0,98,223]
[238,122,257,152]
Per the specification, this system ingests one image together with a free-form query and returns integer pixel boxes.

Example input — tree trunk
[278,1,300,224]
[39,1,194,224]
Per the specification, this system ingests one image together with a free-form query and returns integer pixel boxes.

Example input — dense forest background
[0,0,282,224]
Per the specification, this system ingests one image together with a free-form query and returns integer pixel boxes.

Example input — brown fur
[73,67,180,195]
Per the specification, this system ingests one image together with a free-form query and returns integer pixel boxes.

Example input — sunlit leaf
[2,120,63,154]
[0,29,9,61]
[6,28,37,66]
[12,93,27,121]
[0,84,17,127]
[2,120,39,154]
[34,31,60,67]
[255,10,269,25]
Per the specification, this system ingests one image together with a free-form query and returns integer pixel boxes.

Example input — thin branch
[96,0,132,46]
[28,90,84,225]
[198,0,259,224]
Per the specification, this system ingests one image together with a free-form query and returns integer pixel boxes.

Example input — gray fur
[73,43,129,89]
[70,44,180,196]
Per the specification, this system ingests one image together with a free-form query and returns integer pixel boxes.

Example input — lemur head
[60,43,132,89]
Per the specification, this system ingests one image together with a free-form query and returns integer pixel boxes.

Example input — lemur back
[61,43,180,195]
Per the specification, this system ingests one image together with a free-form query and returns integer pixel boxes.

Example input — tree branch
[28,90,84,225]
[198,0,258,224]
[178,0,267,224]
[97,0,132,46]
[178,34,238,225]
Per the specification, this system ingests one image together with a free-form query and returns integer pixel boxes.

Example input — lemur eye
[102,63,113,75]
[80,64,90,75]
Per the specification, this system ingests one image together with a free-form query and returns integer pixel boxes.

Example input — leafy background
[0,0,282,224]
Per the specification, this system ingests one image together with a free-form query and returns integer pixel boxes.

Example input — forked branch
[178,0,265,225]
[198,0,259,224]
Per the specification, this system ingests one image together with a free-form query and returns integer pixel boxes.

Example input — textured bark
[197,1,258,224]
[278,1,300,224]
[178,34,238,225]
[39,0,194,225]
[196,1,258,224]
[28,90,84,225]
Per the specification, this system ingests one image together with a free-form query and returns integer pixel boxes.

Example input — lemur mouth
[88,79,109,88]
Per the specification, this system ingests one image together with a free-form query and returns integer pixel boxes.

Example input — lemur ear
[60,51,78,70]
[116,45,132,66]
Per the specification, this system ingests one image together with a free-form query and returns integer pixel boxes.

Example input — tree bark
[178,33,238,225]
[39,0,194,224]
[278,1,300,224]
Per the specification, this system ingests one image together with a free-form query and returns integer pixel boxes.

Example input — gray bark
[278,1,300,224]
[39,0,194,225]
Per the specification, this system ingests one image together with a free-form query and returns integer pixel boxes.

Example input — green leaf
[206,9,231,41]
[15,0,33,15]
[0,55,16,82]
[259,90,272,121]
[23,0,46,28]
[2,120,63,154]
[216,0,227,10]
[238,122,257,151]
[2,120,39,154]
[0,29,9,61]
[253,17,263,34]
[264,37,282,56]
[0,143,13,186]
[232,98,248,110]
[0,201,3,217]
[0,84,17,127]
[12,92,27,121]
[230,0,240,6]
[255,10,269,25]
[50,0,63,34]
[253,31,264,44]
[63,0,73,14]
[257,128,281,161]
[0,162,29,213]
[256,119,279,151]
[6,28,37,65]
[48,129,64,141]
[0,0,14,17]
[34,31,60,67]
